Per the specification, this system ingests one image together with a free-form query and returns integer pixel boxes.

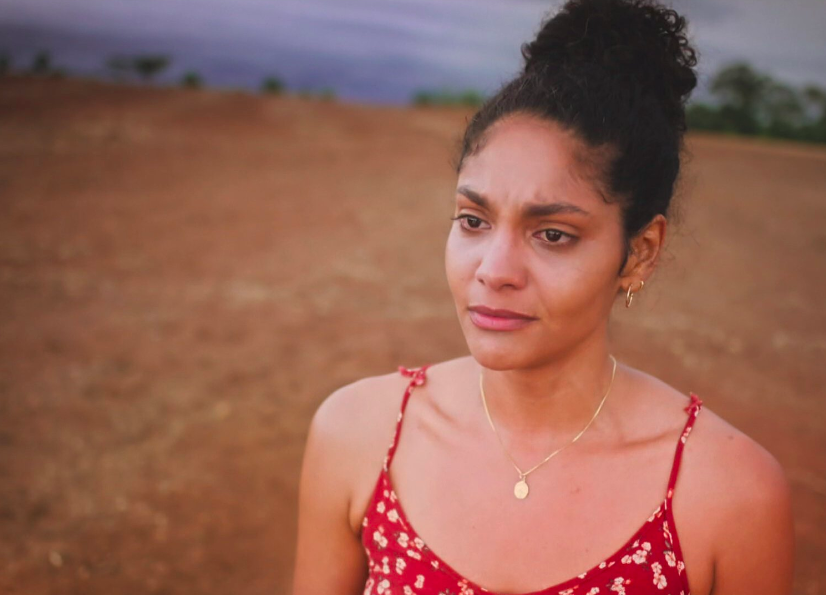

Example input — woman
[292,1,795,593]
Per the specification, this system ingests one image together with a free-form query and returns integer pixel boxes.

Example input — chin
[463,330,542,371]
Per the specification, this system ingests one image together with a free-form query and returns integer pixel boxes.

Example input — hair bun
[521,0,698,121]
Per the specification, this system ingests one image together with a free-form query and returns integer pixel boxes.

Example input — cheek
[444,228,475,297]
[535,247,621,314]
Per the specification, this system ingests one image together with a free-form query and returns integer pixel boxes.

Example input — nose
[474,231,527,290]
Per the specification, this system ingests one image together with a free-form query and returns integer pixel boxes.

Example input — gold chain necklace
[479,354,618,500]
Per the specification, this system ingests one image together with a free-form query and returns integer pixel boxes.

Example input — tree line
[0,50,334,99]
[411,62,826,146]
[3,50,824,144]
[687,62,826,144]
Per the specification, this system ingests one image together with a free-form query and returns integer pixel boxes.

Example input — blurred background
[0,1,824,594]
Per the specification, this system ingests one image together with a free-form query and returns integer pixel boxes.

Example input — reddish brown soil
[1,76,824,595]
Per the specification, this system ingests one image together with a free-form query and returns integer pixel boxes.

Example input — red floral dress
[360,365,703,595]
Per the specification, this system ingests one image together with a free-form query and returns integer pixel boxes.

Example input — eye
[537,228,575,246]
[450,214,487,230]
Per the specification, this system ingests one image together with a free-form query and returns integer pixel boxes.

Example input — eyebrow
[456,185,591,218]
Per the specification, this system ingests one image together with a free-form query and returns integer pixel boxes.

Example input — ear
[618,214,667,294]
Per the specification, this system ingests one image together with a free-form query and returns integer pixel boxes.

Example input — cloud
[0,0,823,104]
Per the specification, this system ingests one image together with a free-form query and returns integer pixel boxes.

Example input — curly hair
[454,0,699,274]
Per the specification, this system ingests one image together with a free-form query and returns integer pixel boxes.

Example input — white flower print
[406,549,421,560]
[665,551,677,567]
[397,532,409,548]
[376,578,390,594]
[403,587,413,595]
[641,542,651,551]
[587,589,600,595]
[395,557,406,574]
[377,501,386,513]
[414,537,425,550]
[373,530,388,548]
[415,575,425,589]
[387,509,400,523]
[651,561,667,589]
[389,490,398,503]
[610,577,627,595]
[458,579,475,595]
[363,578,374,595]
[677,560,685,574]
[598,561,607,569]
[631,548,648,564]
[381,556,391,575]
[621,555,633,565]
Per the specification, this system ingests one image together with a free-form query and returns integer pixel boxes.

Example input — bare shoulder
[627,367,787,480]
[629,367,794,593]
[686,400,794,592]
[311,368,412,454]
[309,366,426,532]
[293,368,422,595]
[658,383,791,516]
[639,367,790,503]
[685,400,794,593]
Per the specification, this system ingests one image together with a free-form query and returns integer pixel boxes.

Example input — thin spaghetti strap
[665,391,704,502]
[381,365,431,473]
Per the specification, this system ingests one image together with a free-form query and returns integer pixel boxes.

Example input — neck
[477,341,620,442]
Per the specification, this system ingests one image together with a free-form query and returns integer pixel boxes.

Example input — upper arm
[291,383,369,595]
[710,434,795,595]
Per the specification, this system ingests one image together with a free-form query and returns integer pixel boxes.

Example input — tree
[802,85,826,121]
[458,90,485,108]
[412,91,434,106]
[181,71,203,89]
[800,85,826,142]
[709,62,768,134]
[132,54,171,82]
[31,50,51,75]
[412,88,486,108]
[686,103,726,131]
[261,76,285,94]
[762,82,805,138]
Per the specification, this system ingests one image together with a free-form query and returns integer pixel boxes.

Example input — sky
[1,0,825,105]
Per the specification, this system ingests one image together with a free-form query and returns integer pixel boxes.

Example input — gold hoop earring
[625,279,645,308]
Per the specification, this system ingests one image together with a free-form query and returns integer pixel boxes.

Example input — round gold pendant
[514,479,529,499]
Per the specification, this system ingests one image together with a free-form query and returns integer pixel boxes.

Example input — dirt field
[1,76,824,595]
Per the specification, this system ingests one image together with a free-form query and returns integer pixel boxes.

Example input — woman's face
[445,113,627,370]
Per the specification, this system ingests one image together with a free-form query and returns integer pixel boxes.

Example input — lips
[467,305,537,331]
[468,305,535,319]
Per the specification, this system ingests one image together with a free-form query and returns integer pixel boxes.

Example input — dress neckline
[374,465,671,595]
[367,366,701,595]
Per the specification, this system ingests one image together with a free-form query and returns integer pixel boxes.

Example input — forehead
[457,114,607,213]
